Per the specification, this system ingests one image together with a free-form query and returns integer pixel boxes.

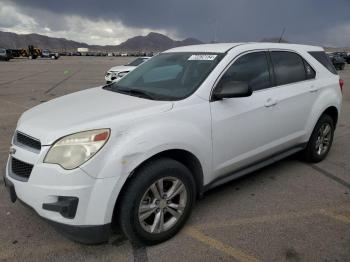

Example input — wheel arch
[322,106,338,127]
[111,149,204,227]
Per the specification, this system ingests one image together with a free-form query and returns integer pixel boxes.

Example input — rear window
[308,51,337,75]
[271,51,307,86]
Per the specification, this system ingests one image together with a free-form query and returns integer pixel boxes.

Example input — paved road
[0,57,349,262]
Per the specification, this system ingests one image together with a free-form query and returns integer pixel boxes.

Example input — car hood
[108,65,136,72]
[17,87,173,145]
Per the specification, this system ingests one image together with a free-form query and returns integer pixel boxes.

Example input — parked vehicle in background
[41,49,60,59]
[333,51,347,58]
[0,48,12,61]
[345,53,350,64]
[4,43,343,246]
[328,53,346,70]
[105,56,151,83]
[331,51,350,64]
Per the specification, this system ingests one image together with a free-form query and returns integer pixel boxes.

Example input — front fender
[85,117,212,224]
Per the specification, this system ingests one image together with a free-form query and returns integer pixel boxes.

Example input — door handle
[264,98,278,107]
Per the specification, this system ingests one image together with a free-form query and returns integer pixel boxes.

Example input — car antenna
[278,27,286,43]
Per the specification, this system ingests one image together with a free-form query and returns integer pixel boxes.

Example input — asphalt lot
[0,56,350,262]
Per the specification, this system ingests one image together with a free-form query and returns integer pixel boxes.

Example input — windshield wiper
[117,88,155,100]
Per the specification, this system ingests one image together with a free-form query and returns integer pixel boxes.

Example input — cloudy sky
[0,0,349,46]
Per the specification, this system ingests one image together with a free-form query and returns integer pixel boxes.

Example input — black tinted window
[220,52,271,91]
[308,51,337,74]
[271,51,306,85]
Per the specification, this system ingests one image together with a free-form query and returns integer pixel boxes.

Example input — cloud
[323,23,350,47]
[0,0,178,45]
[0,3,38,33]
[1,0,350,46]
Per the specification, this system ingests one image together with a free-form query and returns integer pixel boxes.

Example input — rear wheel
[118,158,196,245]
[302,114,334,163]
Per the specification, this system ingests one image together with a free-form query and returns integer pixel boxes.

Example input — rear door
[268,51,317,146]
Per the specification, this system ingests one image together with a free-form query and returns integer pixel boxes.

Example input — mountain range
[0,31,202,52]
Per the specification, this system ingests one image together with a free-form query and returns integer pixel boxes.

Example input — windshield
[127,57,149,66]
[106,52,223,100]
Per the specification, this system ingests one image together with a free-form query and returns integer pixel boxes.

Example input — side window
[271,51,306,85]
[219,52,271,91]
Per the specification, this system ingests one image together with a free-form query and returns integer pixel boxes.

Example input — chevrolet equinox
[4,43,343,245]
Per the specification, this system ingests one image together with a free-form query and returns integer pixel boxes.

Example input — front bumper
[4,143,122,243]
[4,175,110,244]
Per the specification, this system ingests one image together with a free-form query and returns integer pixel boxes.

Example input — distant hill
[0,31,202,52]
[117,32,202,52]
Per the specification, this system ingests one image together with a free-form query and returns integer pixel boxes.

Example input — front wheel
[301,114,335,163]
[118,158,196,245]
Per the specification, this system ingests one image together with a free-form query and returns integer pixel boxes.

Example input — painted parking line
[196,206,350,230]
[185,227,260,262]
[321,210,350,224]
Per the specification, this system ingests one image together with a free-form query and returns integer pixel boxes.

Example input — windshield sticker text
[188,54,217,61]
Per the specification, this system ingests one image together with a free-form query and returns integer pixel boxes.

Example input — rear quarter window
[308,51,337,75]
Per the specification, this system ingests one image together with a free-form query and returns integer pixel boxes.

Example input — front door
[210,51,280,179]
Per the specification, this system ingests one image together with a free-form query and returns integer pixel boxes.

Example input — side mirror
[213,81,252,100]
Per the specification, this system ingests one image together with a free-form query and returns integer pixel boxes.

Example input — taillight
[339,79,344,92]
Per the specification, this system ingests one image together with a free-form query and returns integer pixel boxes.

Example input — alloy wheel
[315,122,332,156]
[138,177,188,234]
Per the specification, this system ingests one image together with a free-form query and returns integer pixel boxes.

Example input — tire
[301,114,334,163]
[118,158,196,245]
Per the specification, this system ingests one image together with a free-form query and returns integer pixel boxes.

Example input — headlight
[111,71,119,77]
[44,129,110,170]
[118,71,129,78]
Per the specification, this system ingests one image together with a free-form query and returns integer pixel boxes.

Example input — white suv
[4,43,343,245]
[105,56,151,83]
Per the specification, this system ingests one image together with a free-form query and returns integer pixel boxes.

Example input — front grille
[11,157,34,179]
[15,132,41,151]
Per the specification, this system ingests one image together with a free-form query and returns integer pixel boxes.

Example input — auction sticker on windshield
[188,54,217,61]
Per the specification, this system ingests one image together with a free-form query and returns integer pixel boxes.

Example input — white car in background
[105,57,151,83]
